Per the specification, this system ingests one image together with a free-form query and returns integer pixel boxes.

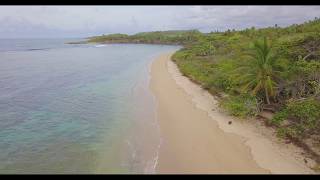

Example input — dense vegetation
[86,30,202,45]
[84,18,320,161]
[171,19,320,146]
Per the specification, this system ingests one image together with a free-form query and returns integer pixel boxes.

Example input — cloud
[180,6,320,31]
[0,6,319,38]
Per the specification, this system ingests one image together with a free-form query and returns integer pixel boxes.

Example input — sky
[0,6,320,38]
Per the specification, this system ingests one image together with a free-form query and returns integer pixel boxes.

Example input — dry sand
[149,52,315,174]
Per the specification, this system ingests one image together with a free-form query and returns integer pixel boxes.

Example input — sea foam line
[144,54,164,174]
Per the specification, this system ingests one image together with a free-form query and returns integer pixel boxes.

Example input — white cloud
[0,6,319,38]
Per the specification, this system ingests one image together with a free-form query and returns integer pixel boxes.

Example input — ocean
[0,39,179,173]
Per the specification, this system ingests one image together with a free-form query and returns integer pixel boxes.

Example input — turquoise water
[0,40,179,173]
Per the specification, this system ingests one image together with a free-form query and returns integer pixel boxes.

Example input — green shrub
[287,98,320,123]
[273,98,320,139]
[220,94,260,117]
[213,75,234,92]
[276,127,298,138]
[192,41,215,56]
[270,109,288,126]
[211,59,237,92]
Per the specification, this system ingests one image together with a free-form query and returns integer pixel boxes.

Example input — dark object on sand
[228,121,232,125]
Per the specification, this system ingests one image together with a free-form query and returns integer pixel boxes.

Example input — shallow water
[0,39,179,173]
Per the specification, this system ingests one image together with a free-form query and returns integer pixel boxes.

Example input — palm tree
[236,37,281,104]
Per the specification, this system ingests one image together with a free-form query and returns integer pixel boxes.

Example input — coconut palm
[237,37,281,104]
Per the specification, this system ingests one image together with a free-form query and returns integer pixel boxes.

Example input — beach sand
[150,52,315,174]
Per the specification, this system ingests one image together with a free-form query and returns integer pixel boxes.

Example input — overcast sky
[0,6,320,38]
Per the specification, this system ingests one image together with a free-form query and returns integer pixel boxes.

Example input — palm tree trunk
[265,88,271,104]
[302,52,314,61]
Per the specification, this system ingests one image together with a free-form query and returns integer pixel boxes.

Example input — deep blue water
[0,39,179,173]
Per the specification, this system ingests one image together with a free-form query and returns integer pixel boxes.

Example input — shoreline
[144,55,164,174]
[149,52,315,174]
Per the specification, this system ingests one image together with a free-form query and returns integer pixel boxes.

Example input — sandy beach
[150,52,315,174]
